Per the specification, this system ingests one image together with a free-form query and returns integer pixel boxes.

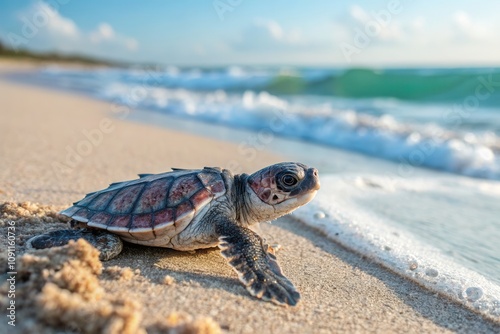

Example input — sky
[0,0,499,67]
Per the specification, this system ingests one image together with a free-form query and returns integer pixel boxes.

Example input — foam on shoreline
[292,174,500,320]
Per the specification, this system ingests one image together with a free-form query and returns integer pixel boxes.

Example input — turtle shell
[60,167,227,245]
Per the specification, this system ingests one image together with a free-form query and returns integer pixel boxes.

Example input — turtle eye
[281,173,298,187]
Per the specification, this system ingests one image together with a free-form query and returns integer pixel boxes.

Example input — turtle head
[245,162,320,222]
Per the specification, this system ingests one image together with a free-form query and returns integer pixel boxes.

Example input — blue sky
[1,0,499,67]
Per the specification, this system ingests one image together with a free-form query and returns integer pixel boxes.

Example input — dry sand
[1,61,499,333]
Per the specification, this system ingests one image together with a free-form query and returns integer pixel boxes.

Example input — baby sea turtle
[27,162,320,306]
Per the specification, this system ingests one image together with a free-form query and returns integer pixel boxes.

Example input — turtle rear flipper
[217,222,300,306]
[26,229,123,261]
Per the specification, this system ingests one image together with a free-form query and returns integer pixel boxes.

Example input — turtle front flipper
[26,229,123,261]
[216,222,300,306]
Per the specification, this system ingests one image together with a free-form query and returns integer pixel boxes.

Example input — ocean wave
[265,68,500,105]
[41,65,500,105]
[20,67,500,179]
[100,82,500,180]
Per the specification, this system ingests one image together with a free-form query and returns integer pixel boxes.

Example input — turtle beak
[309,168,320,191]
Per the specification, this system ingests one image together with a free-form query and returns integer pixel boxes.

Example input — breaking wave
[15,66,500,180]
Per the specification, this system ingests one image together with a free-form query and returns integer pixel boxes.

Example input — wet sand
[0,61,499,333]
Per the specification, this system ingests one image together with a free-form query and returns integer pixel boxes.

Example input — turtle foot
[26,229,123,261]
[248,249,300,306]
[217,222,300,306]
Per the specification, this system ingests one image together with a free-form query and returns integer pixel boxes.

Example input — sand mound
[3,239,142,333]
[0,201,67,226]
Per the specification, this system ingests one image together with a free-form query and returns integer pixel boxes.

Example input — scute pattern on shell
[60,168,227,240]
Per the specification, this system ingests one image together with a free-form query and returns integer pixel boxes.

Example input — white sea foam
[292,174,500,319]
[98,82,500,180]
[31,67,500,180]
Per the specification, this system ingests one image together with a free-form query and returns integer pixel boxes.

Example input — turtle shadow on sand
[104,242,252,299]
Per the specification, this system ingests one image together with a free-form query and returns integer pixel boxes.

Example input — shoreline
[293,174,500,320]
[1,61,499,333]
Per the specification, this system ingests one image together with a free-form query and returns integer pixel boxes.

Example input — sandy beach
[1,61,499,333]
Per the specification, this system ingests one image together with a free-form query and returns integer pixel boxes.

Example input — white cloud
[253,19,305,45]
[231,18,310,52]
[255,19,284,40]
[347,5,404,43]
[89,22,137,51]
[452,11,490,41]
[17,2,138,56]
[349,5,371,24]
[338,5,498,49]
[453,11,470,27]
[411,17,425,31]
[27,1,79,37]
[332,5,500,66]
[90,23,115,43]
[125,38,138,51]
